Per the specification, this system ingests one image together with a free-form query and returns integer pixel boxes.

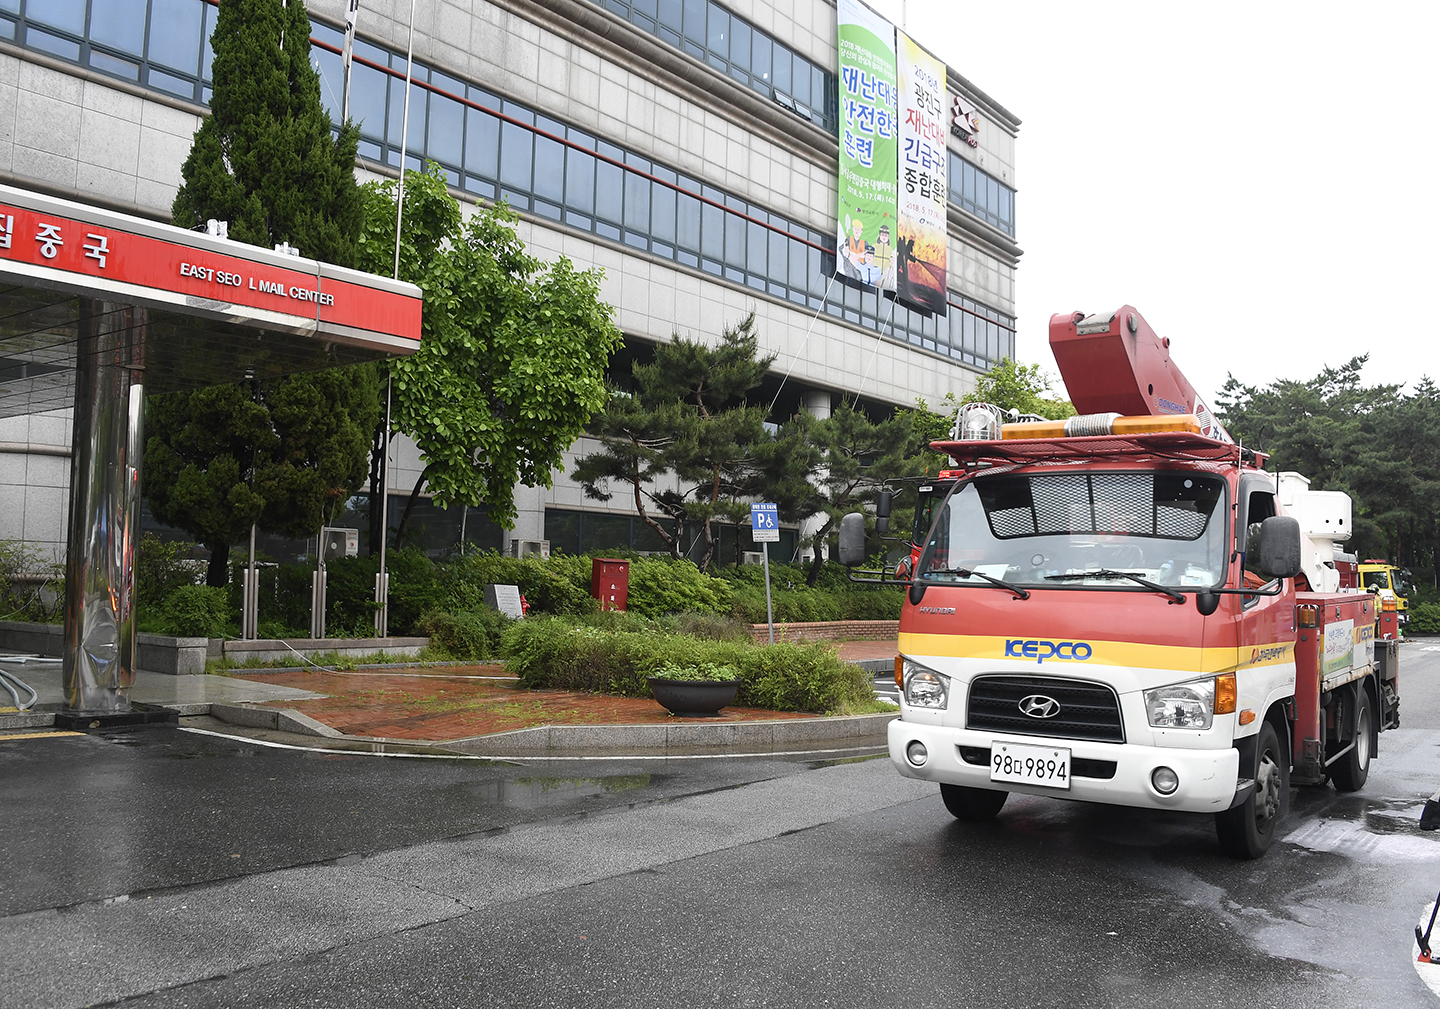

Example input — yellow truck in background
[1358,560,1411,628]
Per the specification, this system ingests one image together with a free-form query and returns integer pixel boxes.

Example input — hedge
[501,618,874,714]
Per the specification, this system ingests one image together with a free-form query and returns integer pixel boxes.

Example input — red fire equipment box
[591,558,630,611]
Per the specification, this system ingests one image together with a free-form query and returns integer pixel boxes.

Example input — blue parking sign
[751,502,779,543]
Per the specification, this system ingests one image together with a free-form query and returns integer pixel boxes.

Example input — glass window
[751,32,770,84]
[651,178,676,243]
[91,0,147,56]
[464,107,499,178]
[148,0,205,73]
[565,148,595,214]
[682,0,705,44]
[90,51,140,80]
[632,0,658,17]
[426,76,465,168]
[729,19,749,72]
[349,58,388,139]
[624,170,650,233]
[791,53,810,108]
[986,176,1000,222]
[388,77,428,151]
[747,219,767,276]
[30,0,85,34]
[595,155,624,224]
[700,195,723,261]
[706,3,727,60]
[772,41,791,94]
[533,132,565,204]
[657,0,681,31]
[499,120,533,191]
[677,190,701,252]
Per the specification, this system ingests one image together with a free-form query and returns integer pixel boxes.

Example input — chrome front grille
[966,675,1125,743]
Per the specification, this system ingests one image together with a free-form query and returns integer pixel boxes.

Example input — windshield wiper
[1044,569,1185,604]
[923,568,1030,600]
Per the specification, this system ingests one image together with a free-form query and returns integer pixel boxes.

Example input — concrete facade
[0,0,1020,562]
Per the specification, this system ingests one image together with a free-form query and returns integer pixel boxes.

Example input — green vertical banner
[836,0,898,294]
[896,32,948,314]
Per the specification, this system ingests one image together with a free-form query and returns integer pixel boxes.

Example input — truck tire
[939,784,1007,821]
[1215,721,1287,859]
[1330,685,1372,793]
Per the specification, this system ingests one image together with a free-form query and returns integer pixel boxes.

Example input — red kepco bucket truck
[840,306,1400,858]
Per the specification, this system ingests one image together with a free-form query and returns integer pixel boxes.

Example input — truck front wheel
[939,784,1007,821]
[1330,685,1372,792]
[1215,721,1287,859]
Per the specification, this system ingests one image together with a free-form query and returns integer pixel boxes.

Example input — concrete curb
[207,703,347,739]
[439,711,899,756]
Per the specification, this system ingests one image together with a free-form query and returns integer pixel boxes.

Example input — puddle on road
[1284,814,1440,863]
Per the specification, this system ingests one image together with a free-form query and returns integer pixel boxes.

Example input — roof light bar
[1000,413,1204,440]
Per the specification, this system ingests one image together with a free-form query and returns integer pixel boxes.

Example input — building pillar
[798,388,832,564]
[62,301,145,714]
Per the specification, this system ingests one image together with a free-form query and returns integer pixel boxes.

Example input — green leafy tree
[963,358,1075,420]
[793,403,921,586]
[149,0,375,586]
[145,370,381,586]
[574,314,812,571]
[1217,356,1438,578]
[356,166,623,543]
[171,0,361,265]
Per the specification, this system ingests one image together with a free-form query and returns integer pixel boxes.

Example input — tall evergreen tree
[146,0,374,586]
[172,0,361,265]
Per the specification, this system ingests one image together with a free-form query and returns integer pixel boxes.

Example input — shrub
[652,661,739,682]
[439,551,595,617]
[419,607,514,660]
[668,611,752,642]
[1409,601,1440,634]
[0,538,61,622]
[156,585,230,638]
[502,619,873,713]
[623,557,731,616]
[324,548,443,636]
[135,534,201,607]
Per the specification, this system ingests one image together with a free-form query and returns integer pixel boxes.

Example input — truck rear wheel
[1215,721,1286,859]
[1330,685,1372,792]
[939,784,1007,821]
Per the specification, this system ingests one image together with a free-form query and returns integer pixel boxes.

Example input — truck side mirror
[838,512,867,567]
[876,489,893,535]
[1258,515,1302,579]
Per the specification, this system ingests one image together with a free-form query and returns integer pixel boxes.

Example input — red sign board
[0,202,421,344]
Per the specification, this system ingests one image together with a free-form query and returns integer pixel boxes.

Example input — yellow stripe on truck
[898,632,1289,675]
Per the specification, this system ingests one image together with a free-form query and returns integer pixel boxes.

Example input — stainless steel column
[62,301,145,714]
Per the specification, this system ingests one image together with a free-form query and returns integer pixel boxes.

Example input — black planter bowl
[647,677,739,717]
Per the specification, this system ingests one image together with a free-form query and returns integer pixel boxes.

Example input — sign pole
[751,502,780,646]
[762,540,774,645]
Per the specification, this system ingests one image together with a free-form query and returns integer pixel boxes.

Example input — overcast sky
[866,0,1440,405]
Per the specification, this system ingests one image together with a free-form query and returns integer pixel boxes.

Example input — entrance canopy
[0,184,421,417]
[0,184,423,716]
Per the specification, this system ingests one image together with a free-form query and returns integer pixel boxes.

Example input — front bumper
[888,718,1241,813]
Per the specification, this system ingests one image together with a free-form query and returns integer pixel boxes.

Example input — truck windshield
[916,471,1229,589]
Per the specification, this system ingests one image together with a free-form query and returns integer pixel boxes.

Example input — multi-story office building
[0,0,1019,564]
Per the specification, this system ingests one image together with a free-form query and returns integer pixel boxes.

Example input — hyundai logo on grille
[1018,694,1062,719]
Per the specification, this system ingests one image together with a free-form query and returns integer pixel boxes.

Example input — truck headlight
[1144,677,1216,729]
[903,663,949,709]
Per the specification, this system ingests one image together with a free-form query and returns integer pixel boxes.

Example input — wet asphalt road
[2,647,1439,1008]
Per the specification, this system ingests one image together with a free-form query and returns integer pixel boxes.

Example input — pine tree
[171,0,361,265]
[575,314,815,571]
[148,0,373,586]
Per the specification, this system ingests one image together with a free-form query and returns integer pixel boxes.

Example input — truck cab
[1359,560,1410,627]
